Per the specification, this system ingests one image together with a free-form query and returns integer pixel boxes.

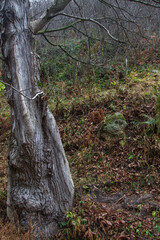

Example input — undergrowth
[0,38,160,239]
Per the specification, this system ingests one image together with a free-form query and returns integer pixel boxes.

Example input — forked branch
[30,0,72,33]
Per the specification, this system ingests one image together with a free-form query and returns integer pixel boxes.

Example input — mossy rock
[98,112,127,141]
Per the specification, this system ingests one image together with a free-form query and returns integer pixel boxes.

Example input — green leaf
[0,82,5,91]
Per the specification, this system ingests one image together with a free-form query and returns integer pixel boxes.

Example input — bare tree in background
[32,0,160,67]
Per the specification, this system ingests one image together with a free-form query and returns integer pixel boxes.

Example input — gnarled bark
[0,0,74,238]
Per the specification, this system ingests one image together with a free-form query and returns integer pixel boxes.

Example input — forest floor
[0,65,160,239]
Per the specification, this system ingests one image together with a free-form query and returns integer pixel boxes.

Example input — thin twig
[128,0,160,8]
[114,195,125,205]
[39,13,125,43]
[0,79,43,100]
[42,34,104,66]
[37,20,81,34]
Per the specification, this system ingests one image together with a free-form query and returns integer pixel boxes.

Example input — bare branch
[42,12,125,43]
[37,20,81,34]
[30,0,72,34]
[42,34,103,66]
[98,0,158,17]
[0,79,43,100]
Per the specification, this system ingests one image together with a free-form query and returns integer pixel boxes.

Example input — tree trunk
[0,0,74,238]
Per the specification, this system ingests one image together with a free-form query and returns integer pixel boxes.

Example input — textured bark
[0,0,74,238]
